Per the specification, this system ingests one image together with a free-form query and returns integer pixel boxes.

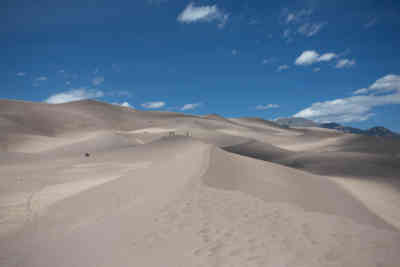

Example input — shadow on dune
[222,139,400,182]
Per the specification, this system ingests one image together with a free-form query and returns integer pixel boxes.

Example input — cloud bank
[45,88,104,104]
[181,103,202,111]
[141,101,165,109]
[113,102,133,108]
[294,74,400,123]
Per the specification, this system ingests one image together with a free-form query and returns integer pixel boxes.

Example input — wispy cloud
[232,49,238,56]
[248,18,259,25]
[282,28,293,42]
[277,65,290,72]
[335,59,356,68]
[16,72,26,76]
[113,102,133,108]
[297,22,326,37]
[45,88,104,104]
[177,3,229,28]
[282,9,325,40]
[262,58,275,64]
[92,76,104,86]
[181,103,202,111]
[295,50,337,66]
[256,104,280,110]
[294,74,400,123]
[313,67,321,72]
[284,9,312,24]
[36,76,48,81]
[365,17,378,28]
[353,74,400,95]
[141,101,166,109]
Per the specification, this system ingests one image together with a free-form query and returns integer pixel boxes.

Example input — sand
[1,99,400,267]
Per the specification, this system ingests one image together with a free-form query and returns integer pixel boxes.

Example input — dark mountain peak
[320,123,398,137]
[366,126,398,137]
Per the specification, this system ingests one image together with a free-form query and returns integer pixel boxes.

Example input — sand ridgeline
[1,99,400,267]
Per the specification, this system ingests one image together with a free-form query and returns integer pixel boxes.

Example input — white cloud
[66,81,71,85]
[177,3,229,28]
[256,104,280,110]
[232,49,238,56]
[295,50,319,65]
[282,9,325,39]
[298,22,326,37]
[354,74,400,95]
[45,88,104,104]
[92,76,104,86]
[181,103,202,111]
[16,72,26,76]
[36,76,48,81]
[141,101,165,109]
[294,74,400,123]
[365,17,378,28]
[335,59,356,68]
[262,58,275,64]
[121,102,132,108]
[286,13,295,24]
[284,9,312,24]
[262,58,273,64]
[113,102,133,108]
[295,50,337,66]
[282,28,292,41]
[277,65,290,72]
[318,53,336,62]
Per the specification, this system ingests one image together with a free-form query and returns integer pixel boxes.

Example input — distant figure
[186,131,191,137]
[85,153,90,157]
[169,131,175,137]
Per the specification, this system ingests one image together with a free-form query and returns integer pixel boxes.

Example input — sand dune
[1,99,400,267]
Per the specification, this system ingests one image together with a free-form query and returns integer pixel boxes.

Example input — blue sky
[2,0,400,131]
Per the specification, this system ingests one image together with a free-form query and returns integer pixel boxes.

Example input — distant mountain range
[274,117,319,127]
[320,123,399,137]
[275,118,399,137]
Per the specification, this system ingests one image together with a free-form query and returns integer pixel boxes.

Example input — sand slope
[1,99,400,267]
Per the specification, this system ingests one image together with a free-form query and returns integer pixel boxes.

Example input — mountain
[319,123,365,135]
[366,126,399,137]
[275,117,319,127]
[320,123,399,137]
[273,117,398,138]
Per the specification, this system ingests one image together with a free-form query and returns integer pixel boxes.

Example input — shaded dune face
[1,99,400,267]
[203,147,395,231]
[223,141,400,179]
